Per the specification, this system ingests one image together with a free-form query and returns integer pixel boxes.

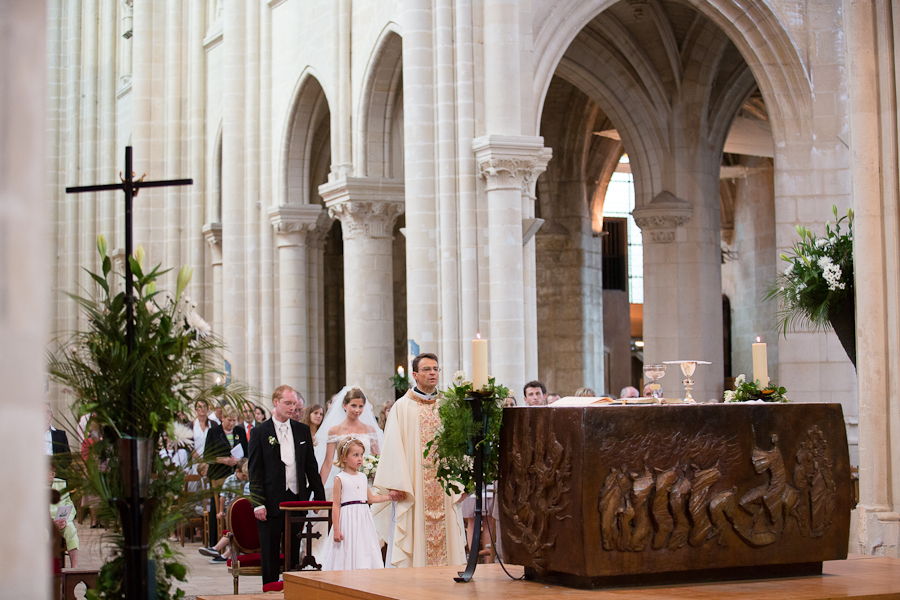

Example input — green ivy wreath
[424,372,509,496]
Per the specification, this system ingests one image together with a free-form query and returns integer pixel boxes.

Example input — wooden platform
[192,555,900,600]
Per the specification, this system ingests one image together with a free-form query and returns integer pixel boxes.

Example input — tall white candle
[472,334,488,390]
[752,337,769,387]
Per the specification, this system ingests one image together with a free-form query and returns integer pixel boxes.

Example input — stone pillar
[522,149,552,380]
[0,1,51,596]
[474,136,549,397]
[402,0,440,362]
[306,212,332,404]
[844,0,900,557]
[321,178,405,410]
[203,223,223,338]
[268,205,328,397]
[222,0,246,379]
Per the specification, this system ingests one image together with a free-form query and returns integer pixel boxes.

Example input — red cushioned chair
[226,497,283,594]
[278,500,333,571]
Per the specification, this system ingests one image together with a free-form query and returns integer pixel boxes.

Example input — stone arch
[356,24,404,178]
[279,69,332,206]
[532,0,812,148]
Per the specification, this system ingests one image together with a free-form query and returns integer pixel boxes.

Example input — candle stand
[455,389,493,583]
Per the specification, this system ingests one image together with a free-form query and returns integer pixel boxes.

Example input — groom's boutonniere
[268,435,279,447]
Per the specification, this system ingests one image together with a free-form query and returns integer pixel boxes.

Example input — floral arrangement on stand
[766,205,856,367]
[360,454,379,482]
[424,371,509,496]
[389,370,410,398]
[48,236,252,600]
[724,374,789,403]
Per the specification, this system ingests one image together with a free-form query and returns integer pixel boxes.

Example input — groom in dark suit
[248,384,325,588]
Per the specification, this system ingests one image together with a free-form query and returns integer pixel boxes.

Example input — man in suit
[249,385,324,589]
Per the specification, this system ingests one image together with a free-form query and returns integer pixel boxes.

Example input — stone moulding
[320,177,406,240]
[631,190,693,243]
[473,135,552,193]
[267,204,328,245]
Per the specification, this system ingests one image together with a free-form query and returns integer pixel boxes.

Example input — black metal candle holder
[455,389,493,583]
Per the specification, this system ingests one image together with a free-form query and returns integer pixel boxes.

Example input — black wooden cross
[66,146,192,600]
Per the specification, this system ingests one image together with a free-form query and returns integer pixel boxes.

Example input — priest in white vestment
[373,353,467,568]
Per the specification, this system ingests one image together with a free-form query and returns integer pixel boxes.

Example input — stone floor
[68,519,265,598]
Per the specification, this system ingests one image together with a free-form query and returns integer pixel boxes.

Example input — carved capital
[473,135,552,193]
[631,191,693,244]
[320,177,406,240]
[267,204,327,248]
[202,222,223,264]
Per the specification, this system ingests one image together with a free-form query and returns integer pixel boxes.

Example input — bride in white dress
[311,386,383,560]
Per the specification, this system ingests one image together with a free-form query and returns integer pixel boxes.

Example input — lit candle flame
[756,336,761,343]
[476,332,481,340]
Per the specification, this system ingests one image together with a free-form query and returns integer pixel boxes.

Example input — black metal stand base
[455,391,491,583]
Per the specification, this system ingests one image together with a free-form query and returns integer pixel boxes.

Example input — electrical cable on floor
[479,482,524,581]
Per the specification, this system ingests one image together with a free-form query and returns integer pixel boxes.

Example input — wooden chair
[180,474,209,547]
[52,527,99,600]
[226,497,282,594]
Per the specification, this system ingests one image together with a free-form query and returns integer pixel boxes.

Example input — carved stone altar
[498,404,852,588]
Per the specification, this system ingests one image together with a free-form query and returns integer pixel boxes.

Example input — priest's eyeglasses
[418,367,441,373]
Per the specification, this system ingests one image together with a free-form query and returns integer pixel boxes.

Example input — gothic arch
[532,0,812,148]
[356,24,404,178]
[279,69,332,206]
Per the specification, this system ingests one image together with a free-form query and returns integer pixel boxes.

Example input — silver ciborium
[663,360,711,403]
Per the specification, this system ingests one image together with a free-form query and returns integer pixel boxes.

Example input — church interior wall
[38,0,899,562]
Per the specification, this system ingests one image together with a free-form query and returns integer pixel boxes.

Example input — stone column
[268,205,328,397]
[321,178,405,410]
[473,136,549,397]
[203,223,223,338]
[402,0,440,362]
[0,1,51,596]
[222,0,246,379]
[843,0,900,556]
[522,149,552,380]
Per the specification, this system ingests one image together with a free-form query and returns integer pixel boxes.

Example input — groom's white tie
[275,421,298,494]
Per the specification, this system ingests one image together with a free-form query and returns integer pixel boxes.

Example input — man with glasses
[374,353,466,568]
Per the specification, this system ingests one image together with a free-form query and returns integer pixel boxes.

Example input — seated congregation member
[199,458,250,563]
[574,387,596,397]
[620,386,640,399]
[301,404,325,446]
[546,393,561,404]
[49,467,78,567]
[249,385,325,591]
[192,399,213,460]
[524,380,547,406]
[206,405,248,542]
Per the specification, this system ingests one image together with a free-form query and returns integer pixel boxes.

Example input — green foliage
[765,205,854,335]
[724,374,788,403]
[49,237,254,599]
[389,372,410,394]
[424,373,509,496]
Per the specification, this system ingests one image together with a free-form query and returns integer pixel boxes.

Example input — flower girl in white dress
[321,438,391,570]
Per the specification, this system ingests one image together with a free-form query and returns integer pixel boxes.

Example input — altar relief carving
[501,418,572,572]
[596,426,835,552]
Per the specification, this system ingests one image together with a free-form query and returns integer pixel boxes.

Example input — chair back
[227,497,260,553]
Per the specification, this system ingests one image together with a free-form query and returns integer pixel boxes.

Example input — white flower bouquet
[360,454,379,480]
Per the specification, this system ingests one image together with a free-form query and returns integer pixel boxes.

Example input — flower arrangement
[360,454,379,480]
[48,236,252,600]
[766,205,855,365]
[424,371,509,496]
[389,371,410,395]
[724,374,789,403]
